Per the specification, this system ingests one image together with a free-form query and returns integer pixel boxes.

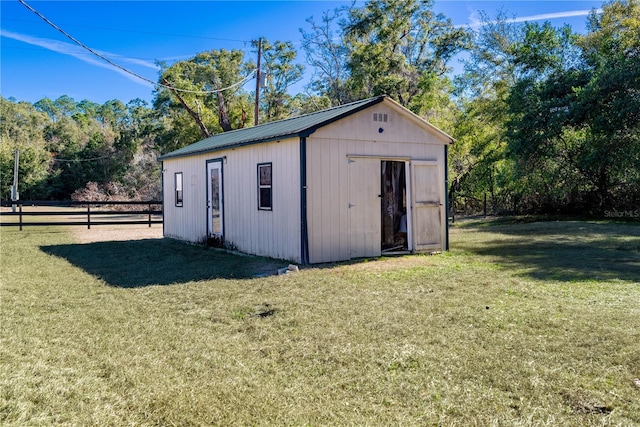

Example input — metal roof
[158,96,385,160]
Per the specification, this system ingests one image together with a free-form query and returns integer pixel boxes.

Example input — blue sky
[1,0,604,105]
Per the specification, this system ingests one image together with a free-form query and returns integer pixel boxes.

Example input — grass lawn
[1,219,638,426]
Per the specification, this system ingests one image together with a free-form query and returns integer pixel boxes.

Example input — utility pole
[11,149,19,212]
[254,37,262,126]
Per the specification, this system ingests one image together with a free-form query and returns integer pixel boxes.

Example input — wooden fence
[0,200,162,231]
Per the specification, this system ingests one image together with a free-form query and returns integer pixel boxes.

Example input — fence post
[484,193,487,218]
[450,194,455,224]
[87,205,91,229]
[19,203,23,231]
[148,202,152,227]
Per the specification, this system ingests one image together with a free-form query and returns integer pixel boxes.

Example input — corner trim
[300,137,309,264]
[161,162,165,237]
[444,145,450,251]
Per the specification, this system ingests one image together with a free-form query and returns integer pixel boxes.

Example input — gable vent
[373,112,388,123]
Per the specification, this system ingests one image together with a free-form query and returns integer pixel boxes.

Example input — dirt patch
[318,253,437,272]
[71,224,163,244]
[561,391,613,415]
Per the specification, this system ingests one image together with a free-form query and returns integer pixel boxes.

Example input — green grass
[1,220,639,426]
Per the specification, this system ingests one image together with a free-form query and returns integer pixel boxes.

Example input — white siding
[223,138,301,262]
[162,156,209,243]
[162,138,301,263]
[306,101,449,263]
[348,157,382,259]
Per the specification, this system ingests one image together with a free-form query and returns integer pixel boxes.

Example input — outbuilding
[159,95,453,264]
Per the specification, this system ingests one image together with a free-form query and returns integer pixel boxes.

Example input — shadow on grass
[41,238,287,288]
[455,220,640,282]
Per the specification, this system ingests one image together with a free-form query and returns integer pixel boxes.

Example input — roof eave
[299,96,386,137]
[158,132,305,161]
[382,97,455,144]
[158,96,401,161]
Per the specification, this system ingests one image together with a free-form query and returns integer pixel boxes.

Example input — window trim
[257,162,272,211]
[175,172,183,207]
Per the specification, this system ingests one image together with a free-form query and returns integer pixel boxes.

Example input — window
[175,172,183,207]
[257,163,272,210]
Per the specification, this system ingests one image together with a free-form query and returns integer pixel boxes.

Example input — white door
[348,157,381,259]
[410,161,442,251]
[207,160,223,238]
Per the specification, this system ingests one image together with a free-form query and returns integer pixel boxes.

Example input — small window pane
[175,172,183,207]
[258,163,272,210]
[260,188,272,209]
[259,164,272,186]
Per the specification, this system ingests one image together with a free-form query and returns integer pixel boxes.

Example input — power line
[52,155,112,163]
[18,0,257,95]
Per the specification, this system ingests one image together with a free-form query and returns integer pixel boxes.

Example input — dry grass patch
[71,223,163,243]
[1,219,638,426]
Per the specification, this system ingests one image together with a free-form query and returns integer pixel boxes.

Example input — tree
[505,1,640,212]
[289,94,332,116]
[255,39,305,122]
[343,0,470,113]
[450,10,522,214]
[119,99,163,199]
[34,97,60,122]
[300,7,352,105]
[2,94,166,201]
[300,0,469,113]
[77,99,101,120]
[449,94,511,214]
[154,49,254,147]
[0,98,53,199]
[503,22,583,212]
[575,0,640,209]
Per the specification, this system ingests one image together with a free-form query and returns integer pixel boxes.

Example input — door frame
[405,161,413,251]
[206,158,224,239]
[380,159,413,253]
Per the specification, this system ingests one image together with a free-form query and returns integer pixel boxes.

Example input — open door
[348,157,381,259]
[207,160,223,238]
[381,161,408,253]
[410,160,442,251]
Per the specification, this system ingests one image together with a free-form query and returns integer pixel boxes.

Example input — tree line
[1,0,638,215]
